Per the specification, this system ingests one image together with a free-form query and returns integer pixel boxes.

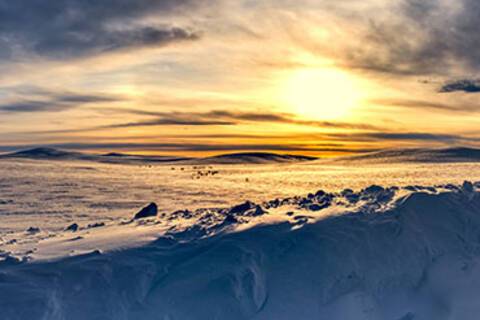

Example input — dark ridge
[0,147,190,164]
[3,147,83,159]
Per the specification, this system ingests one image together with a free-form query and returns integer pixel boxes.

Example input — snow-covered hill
[0,147,190,164]
[1,182,480,319]
[0,148,316,165]
[335,147,480,164]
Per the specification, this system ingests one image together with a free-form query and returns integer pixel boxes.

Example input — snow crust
[2,182,480,319]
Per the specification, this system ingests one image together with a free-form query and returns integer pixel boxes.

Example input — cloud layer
[326,0,480,77]
[440,79,480,93]
[1,0,480,155]
[47,108,383,131]
[0,0,201,59]
[0,90,118,113]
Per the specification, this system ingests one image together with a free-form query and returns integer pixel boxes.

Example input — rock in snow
[65,223,79,232]
[25,227,40,234]
[134,202,158,220]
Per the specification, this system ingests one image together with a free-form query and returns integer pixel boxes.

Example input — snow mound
[335,147,480,163]
[2,182,480,319]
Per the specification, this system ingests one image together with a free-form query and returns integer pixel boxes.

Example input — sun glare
[282,68,364,120]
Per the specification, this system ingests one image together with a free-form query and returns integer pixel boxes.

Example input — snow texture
[2,182,480,319]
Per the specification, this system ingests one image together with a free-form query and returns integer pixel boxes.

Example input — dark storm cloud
[0,92,118,113]
[439,79,480,93]
[342,0,480,76]
[0,0,202,60]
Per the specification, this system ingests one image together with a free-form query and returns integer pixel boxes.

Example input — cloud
[360,133,463,142]
[107,118,235,128]
[371,98,480,113]
[328,0,480,77]
[439,79,480,93]
[326,132,480,143]
[0,0,202,60]
[92,108,382,131]
[0,91,118,113]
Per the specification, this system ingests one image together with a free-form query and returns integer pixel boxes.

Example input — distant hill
[335,147,480,163]
[1,147,89,160]
[0,148,316,165]
[0,148,190,164]
[98,152,191,163]
[191,152,317,164]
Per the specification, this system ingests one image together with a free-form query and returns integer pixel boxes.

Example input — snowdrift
[2,183,480,320]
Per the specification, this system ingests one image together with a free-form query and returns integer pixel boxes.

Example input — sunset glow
[0,0,479,156]
[281,68,364,120]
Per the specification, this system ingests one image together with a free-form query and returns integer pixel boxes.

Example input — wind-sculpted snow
[2,182,480,319]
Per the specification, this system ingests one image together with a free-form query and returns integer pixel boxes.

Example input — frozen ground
[2,154,480,319]
[1,156,480,235]
[2,180,480,319]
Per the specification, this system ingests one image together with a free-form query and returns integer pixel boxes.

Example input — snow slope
[2,182,480,319]
[335,147,480,163]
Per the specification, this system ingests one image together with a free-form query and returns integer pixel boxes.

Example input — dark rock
[87,222,105,229]
[270,199,281,208]
[364,185,385,194]
[229,201,255,215]
[299,198,312,207]
[345,193,360,203]
[66,223,79,232]
[134,202,158,220]
[247,205,267,217]
[340,189,354,196]
[308,203,330,211]
[172,210,193,219]
[315,190,327,198]
[463,180,474,193]
[26,227,40,234]
[224,214,238,224]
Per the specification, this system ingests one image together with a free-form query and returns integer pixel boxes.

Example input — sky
[1,0,480,156]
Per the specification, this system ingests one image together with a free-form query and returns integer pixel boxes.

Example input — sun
[281,67,364,120]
